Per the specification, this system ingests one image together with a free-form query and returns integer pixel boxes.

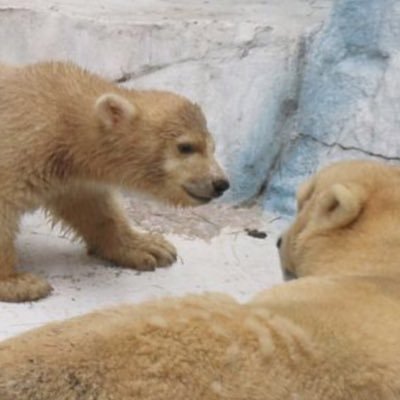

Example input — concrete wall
[5,0,395,216]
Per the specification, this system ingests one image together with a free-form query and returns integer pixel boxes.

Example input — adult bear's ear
[296,177,315,211]
[311,184,367,231]
[95,93,138,130]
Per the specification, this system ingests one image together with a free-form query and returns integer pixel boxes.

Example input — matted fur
[1,160,400,399]
[0,61,228,302]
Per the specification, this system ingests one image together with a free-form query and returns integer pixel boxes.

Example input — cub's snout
[212,178,230,197]
[183,176,229,204]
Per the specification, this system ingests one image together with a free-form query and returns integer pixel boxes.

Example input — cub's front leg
[89,231,177,271]
[47,185,177,271]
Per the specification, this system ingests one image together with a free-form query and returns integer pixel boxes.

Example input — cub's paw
[0,272,53,302]
[91,233,178,271]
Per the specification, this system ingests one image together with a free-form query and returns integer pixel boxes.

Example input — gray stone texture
[265,0,400,215]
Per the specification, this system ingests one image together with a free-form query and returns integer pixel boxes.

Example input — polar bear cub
[0,61,229,302]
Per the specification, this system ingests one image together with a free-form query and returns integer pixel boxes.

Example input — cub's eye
[177,143,195,154]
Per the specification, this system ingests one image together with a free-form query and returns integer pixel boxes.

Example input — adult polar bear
[1,160,399,399]
[0,61,229,302]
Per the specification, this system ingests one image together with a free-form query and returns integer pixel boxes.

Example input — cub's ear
[312,184,367,230]
[95,93,138,130]
[297,177,315,211]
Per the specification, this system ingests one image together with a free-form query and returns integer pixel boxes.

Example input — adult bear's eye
[177,143,195,154]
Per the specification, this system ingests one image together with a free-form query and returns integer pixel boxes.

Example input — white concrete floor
[0,202,285,340]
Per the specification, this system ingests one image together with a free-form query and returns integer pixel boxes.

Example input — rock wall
[7,0,392,216]
[265,0,400,215]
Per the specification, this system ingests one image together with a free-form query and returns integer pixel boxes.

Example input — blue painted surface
[224,64,295,203]
[264,138,319,215]
[299,0,391,145]
[264,0,400,216]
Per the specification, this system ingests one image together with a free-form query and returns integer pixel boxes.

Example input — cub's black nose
[212,179,230,197]
[276,237,282,248]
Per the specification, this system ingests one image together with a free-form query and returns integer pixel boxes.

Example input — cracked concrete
[112,25,278,83]
[296,133,400,162]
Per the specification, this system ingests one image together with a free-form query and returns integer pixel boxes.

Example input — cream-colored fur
[0,61,228,302]
[1,277,400,400]
[1,160,400,399]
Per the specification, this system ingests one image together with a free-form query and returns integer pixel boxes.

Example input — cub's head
[277,160,400,279]
[94,90,229,207]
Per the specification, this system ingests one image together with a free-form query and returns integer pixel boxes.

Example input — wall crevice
[296,132,400,162]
